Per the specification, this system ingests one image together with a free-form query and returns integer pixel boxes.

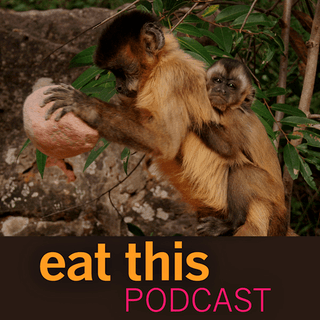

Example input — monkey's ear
[141,22,165,53]
[242,87,255,109]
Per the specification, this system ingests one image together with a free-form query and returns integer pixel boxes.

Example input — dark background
[0,237,318,319]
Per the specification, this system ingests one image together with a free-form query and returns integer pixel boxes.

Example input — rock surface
[0,7,197,237]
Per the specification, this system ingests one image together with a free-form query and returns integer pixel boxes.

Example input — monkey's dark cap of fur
[94,11,158,67]
[217,58,252,81]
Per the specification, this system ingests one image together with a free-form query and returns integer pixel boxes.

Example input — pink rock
[23,85,100,159]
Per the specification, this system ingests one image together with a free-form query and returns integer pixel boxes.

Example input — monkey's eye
[214,78,222,83]
[228,83,236,88]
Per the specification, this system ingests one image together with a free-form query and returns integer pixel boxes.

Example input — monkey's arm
[198,122,236,158]
[196,110,254,162]
[42,85,165,155]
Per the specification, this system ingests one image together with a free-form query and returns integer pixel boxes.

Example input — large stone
[23,85,100,159]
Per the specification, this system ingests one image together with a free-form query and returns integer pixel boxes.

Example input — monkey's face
[94,12,166,99]
[101,47,142,98]
[206,58,252,112]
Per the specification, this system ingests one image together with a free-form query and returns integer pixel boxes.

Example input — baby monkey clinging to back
[197,58,289,236]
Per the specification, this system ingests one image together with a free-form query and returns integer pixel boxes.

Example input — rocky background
[0,6,197,236]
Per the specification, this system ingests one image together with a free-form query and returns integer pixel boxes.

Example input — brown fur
[201,58,291,236]
[42,12,293,236]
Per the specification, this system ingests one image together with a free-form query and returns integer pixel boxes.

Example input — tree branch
[272,0,293,149]
[239,0,258,33]
[282,0,320,214]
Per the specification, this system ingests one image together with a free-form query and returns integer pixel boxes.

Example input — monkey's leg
[41,84,165,155]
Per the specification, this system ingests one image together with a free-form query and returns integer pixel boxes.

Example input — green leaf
[300,130,320,148]
[202,5,219,18]
[271,104,306,117]
[175,23,203,37]
[287,133,303,140]
[299,156,317,190]
[17,139,31,160]
[257,115,276,139]
[232,13,278,29]
[121,147,131,175]
[184,15,203,24]
[305,156,320,171]
[121,147,130,160]
[205,46,232,58]
[127,223,145,236]
[296,143,308,154]
[139,1,152,11]
[81,72,115,90]
[36,149,47,179]
[136,4,150,13]
[303,148,320,158]
[265,87,286,97]
[261,44,275,66]
[91,86,116,102]
[281,116,319,128]
[198,28,225,50]
[232,32,244,55]
[178,37,212,65]
[185,51,211,67]
[69,46,96,68]
[214,27,233,53]
[263,30,285,52]
[153,0,163,16]
[283,144,300,180]
[81,87,108,94]
[215,5,250,23]
[83,138,110,172]
[252,85,268,99]
[72,65,104,89]
[166,0,188,16]
[251,100,274,123]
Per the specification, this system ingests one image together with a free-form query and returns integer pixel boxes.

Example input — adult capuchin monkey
[41,10,293,236]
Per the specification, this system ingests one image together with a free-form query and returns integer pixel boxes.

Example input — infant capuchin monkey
[197,58,290,236]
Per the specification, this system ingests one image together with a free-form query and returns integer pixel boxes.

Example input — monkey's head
[94,11,165,98]
[206,58,255,112]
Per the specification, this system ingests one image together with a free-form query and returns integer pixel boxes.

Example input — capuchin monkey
[41,11,292,236]
[197,58,290,236]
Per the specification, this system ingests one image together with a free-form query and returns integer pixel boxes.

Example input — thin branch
[272,0,293,149]
[42,154,146,219]
[282,0,320,214]
[171,2,199,32]
[245,36,253,62]
[109,192,122,219]
[305,0,315,19]
[239,0,258,33]
[309,114,320,120]
[265,0,282,15]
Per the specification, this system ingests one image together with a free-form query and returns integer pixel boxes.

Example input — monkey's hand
[197,216,235,237]
[41,84,100,128]
[40,84,162,155]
